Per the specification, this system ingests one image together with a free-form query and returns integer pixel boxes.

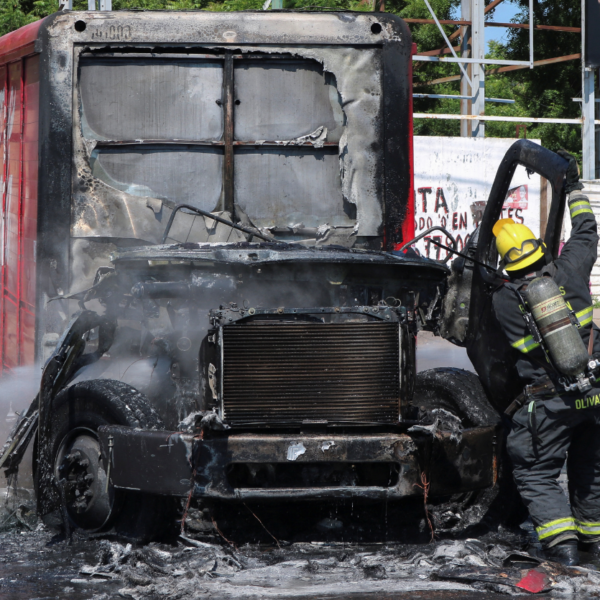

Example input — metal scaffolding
[411,0,597,179]
[59,0,600,179]
[581,0,596,179]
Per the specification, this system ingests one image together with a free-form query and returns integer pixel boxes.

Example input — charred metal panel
[97,427,497,500]
[90,145,223,208]
[227,45,381,240]
[36,13,74,360]
[79,57,224,141]
[71,45,380,246]
[112,243,450,273]
[382,32,413,250]
[98,425,193,496]
[427,426,497,495]
[233,59,343,143]
[234,147,347,231]
[32,10,412,327]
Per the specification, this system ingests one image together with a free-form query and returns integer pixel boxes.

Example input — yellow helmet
[492,218,545,272]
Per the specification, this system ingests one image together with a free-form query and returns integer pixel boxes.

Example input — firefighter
[492,150,600,566]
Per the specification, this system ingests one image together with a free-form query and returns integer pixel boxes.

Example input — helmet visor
[504,238,543,265]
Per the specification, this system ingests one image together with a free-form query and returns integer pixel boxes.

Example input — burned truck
[0,9,570,540]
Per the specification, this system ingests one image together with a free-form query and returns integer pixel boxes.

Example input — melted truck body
[0,10,503,536]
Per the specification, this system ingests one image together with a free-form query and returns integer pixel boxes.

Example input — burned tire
[413,368,500,428]
[44,379,175,542]
[412,368,521,535]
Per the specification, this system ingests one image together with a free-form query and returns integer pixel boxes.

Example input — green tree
[0,0,584,155]
[494,0,582,157]
[0,0,38,36]
[389,0,583,154]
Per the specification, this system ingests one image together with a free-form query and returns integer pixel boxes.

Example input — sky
[450,0,521,50]
[485,0,521,47]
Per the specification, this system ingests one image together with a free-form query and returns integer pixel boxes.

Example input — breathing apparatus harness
[506,270,600,396]
[503,275,599,449]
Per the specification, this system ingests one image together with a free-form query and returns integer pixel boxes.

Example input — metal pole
[87,0,95,8]
[529,0,534,68]
[422,0,472,87]
[583,72,595,179]
[471,0,485,137]
[460,0,472,137]
[582,0,596,180]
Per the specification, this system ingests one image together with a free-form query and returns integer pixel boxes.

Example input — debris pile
[70,536,600,598]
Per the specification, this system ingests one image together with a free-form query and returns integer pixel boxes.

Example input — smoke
[0,365,41,497]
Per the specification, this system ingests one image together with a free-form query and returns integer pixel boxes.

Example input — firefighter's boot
[580,541,600,558]
[545,540,580,566]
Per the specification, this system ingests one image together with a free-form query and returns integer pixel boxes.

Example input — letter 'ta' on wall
[412,137,542,261]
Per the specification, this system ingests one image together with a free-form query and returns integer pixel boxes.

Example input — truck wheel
[413,367,500,428]
[412,368,522,535]
[45,379,175,542]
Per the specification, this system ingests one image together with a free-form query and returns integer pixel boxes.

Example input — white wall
[413,137,542,260]
[581,181,600,298]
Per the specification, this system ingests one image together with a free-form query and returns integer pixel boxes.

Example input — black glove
[557,149,584,194]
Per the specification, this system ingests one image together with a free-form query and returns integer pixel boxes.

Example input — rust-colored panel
[21,215,36,244]
[0,64,5,377]
[0,50,39,373]
[0,65,6,201]
[2,296,17,370]
[6,161,20,205]
[19,55,39,365]
[21,233,34,261]
[22,122,38,143]
[0,20,43,67]
[4,250,18,297]
[20,307,35,364]
[5,210,17,236]
[22,141,38,164]
[22,174,37,202]
[22,59,38,125]
[22,263,35,310]
[3,60,21,371]
[6,63,21,140]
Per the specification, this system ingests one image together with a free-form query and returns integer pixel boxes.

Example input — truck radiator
[221,321,401,426]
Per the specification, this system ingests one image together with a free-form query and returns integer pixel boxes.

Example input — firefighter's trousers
[506,391,600,547]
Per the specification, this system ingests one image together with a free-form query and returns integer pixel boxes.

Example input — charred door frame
[475,139,568,283]
[466,140,569,410]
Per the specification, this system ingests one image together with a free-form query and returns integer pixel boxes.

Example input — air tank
[525,277,589,377]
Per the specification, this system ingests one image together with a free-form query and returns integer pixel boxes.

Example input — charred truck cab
[1,10,504,538]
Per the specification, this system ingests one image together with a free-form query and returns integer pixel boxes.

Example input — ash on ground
[0,497,600,599]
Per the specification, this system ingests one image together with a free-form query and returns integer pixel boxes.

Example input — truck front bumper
[97,426,499,500]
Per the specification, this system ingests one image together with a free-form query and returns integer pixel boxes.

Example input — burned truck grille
[221,322,400,426]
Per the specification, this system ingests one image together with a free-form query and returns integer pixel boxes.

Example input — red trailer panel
[0,20,43,67]
[0,45,39,373]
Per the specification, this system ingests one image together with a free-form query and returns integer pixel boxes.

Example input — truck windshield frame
[78,48,353,238]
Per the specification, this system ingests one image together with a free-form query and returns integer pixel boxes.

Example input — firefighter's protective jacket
[496,191,600,549]
[492,191,600,386]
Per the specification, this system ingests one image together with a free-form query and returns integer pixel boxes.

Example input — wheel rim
[54,427,115,530]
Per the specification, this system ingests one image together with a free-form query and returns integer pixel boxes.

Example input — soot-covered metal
[1,236,503,537]
[0,10,511,547]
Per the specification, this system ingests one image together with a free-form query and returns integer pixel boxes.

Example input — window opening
[79,51,350,239]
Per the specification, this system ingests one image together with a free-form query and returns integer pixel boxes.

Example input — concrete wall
[413,137,542,260]
[581,180,600,298]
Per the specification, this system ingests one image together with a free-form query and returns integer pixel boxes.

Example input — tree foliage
[0,0,584,155]
[394,0,583,156]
